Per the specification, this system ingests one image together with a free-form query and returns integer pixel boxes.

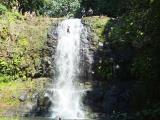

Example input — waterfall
[47,19,91,119]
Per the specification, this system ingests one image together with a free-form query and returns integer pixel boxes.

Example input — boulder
[19,92,28,102]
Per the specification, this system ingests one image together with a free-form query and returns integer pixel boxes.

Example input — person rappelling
[67,26,70,33]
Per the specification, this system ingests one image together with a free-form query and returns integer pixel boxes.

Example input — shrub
[0,4,7,15]
[0,74,12,83]
[41,0,81,17]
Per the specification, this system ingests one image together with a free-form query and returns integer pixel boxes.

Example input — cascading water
[47,19,92,119]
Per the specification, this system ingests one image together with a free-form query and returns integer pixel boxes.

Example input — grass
[83,16,110,42]
[0,78,48,115]
[0,80,33,106]
[0,117,19,120]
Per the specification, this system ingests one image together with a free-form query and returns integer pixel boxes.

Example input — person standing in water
[55,115,61,120]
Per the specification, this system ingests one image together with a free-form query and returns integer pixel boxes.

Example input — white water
[50,19,87,119]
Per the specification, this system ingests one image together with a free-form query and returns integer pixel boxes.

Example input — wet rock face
[37,23,59,78]
[79,25,94,82]
[103,81,133,114]
[83,82,133,118]
[83,87,105,112]
[36,20,95,81]
[28,95,52,117]
[80,19,101,82]
[81,18,135,118]
[33,19,135,118]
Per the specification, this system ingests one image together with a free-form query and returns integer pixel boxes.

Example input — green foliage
[0,55,26,81]
[0,4,7,15]
[81,0,132,17]
[131,52,152,81]
[41,0,81,17]
[82,0,160,117]
[18,37,29,47]
[83,16,110,45]
[0,11,53,83]
[4,11,23,22]
[17,0,45,14]
[0,0,17,9]
[136,103,160,120]
[0,0,81,17]
[0,27,9,40]
[0,0,45,15]
[110,112,129,120]
[102,0,160,116]
[0,117,19,120]
[0,74,12,83]
[105,0,153,81]
[94,60,113,81]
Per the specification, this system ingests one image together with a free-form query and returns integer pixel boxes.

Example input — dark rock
[28,94,52,117]
[37,23,58,78]
[103,81,133,114]
[83,87,105,112]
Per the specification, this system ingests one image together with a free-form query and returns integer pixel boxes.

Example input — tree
[80,0,132,17]
[17,0,45,14]
[0,0,17,9]
[41,0,81,17]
